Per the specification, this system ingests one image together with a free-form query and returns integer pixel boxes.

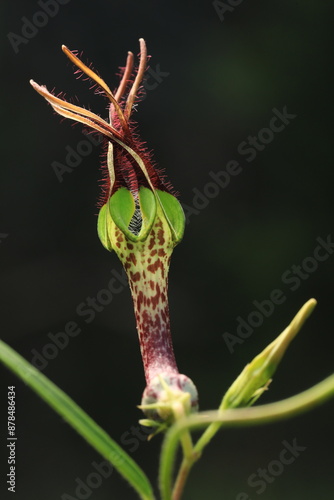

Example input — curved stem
[159,375,334,500]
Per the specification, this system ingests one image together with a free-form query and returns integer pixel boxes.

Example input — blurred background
[1,1,333,499]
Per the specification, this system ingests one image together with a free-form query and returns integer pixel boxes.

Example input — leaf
[138,187,157,240]
[97,203,113,251]
[155,190,185,244]
[0,340,155,500]
[108,187,137,241]
[108,187,157,242]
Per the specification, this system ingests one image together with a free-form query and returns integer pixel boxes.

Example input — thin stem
[170,402,197,500]
[172,401,193,458]
[125,38,147,119]
[111,50,134,124]
[159,375,334,500]
[62,45,115,98]
[171,457,193,500]
[193,419,224,456]
[115,51,134,103]
[30,80,121,140]
[62,45,129,132]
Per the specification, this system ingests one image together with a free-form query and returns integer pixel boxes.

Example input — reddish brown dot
[129,253,137,265]
[148,233,155,250]
[137,291,144,311]
[147,259,163,274]
[150,249,157,256]
[157,229,165,245]
[151,284,161,309]
[130,271,141,282]
[158,248,165,257]
[127,242,134,250]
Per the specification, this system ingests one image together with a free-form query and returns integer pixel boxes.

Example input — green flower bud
[221,299,317,409]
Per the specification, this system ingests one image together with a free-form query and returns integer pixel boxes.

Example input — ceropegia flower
[30,39,198,421]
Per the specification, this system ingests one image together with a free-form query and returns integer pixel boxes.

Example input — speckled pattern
[110,205,179,383]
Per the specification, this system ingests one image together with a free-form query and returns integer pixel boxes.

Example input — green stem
[169,400,197,500]
[172,401,193,458]
[171,457,194,500]
[193,414,225,455]
[159,375,334,500]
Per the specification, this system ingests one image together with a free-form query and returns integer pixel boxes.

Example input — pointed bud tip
[30,79,39,90]
[293,298,317,327]
[307,297,317,309]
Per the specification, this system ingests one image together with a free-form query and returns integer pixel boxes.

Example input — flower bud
[222,299,317,409]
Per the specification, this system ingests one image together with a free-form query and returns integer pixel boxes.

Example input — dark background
[1,1,333,499]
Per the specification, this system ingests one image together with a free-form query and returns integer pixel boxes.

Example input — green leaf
[109,187,137,241]
[97,203,113,251]
[156,190,185,243]
[108,187,157,242]
[138,187,157,240]
[0,340,155,500]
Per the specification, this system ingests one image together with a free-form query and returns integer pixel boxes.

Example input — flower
[30,39,198,421]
